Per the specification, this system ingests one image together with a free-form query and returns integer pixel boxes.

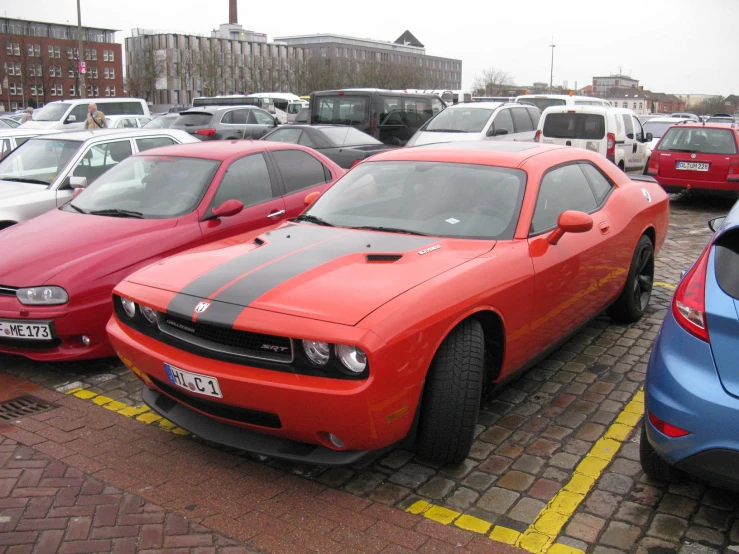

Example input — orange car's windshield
[305,161,526,240]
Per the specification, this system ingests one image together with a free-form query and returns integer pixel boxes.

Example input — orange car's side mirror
[547,211,594,245]
[304,191,321,207]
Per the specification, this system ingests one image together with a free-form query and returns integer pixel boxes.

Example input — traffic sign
[78,61,87,74]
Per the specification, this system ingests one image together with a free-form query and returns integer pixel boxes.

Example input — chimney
[229,0,238,24]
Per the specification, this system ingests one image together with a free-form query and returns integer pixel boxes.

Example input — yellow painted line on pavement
[404,388,646,554]
[514,390,644,553]
[654,281,676,290]
[65,387,190,436]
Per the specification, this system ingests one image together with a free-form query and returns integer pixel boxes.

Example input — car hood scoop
[133,223,494,326]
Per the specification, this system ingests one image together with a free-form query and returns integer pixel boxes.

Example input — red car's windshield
[69,156,220,218]
[305,161,526,240]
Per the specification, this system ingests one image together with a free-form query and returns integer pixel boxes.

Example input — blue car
[642,200,739,487]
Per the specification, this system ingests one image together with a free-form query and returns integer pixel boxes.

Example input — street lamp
[549,38,556,93]
[77,0,85,98]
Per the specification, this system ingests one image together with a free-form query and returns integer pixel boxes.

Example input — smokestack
[229,0,237,24]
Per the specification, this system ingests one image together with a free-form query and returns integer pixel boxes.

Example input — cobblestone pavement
[0,193,736,553]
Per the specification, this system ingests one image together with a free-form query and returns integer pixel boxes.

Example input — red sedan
[647,121,739,196]
[0,141,344,361]
[108,142,669,465]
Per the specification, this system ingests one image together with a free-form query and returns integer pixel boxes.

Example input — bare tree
[694,96,728,116]
[127,39,165,102]
[472,67,514,96]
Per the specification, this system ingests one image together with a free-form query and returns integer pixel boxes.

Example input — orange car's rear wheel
[608,234,654,323]
[416,318,484,465]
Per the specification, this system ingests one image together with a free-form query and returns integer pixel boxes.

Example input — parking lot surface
[0,194,736,554]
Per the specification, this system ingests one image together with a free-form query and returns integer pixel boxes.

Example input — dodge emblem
[194,301,210,314]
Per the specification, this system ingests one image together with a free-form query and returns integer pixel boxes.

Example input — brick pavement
[1,193,737,553]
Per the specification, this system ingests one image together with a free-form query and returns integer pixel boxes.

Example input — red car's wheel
[416,318,485,465]
[608,234,654,323]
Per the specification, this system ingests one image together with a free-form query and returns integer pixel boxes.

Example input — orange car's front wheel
[416,318,485,465]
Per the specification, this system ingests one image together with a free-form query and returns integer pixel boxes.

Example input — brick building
[0,17,123,112]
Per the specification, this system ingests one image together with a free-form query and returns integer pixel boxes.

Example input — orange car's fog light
[386,406,410,423]
[129,366,156,390]
[119,355,133,368]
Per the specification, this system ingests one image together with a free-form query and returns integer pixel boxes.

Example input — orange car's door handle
[599,222,611,235]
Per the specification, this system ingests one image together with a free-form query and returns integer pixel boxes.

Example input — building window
[90,67,98,79]
[50,85,57,96]
[94,86,99,96]
[110,86,115,96]
[104,67,109,79]
[109,68,115,79]
[54,46,60,58]
[28,44,40,57]
[70,85,76,97]
[10,83,22,96]
[639,102,643,109]
[622,102,627,108]
[67,47,73,59]
[69,68,76,78]
[105,86,110,97]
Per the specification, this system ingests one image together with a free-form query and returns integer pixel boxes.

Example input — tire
[416,319,485,465]
[618,161,626,173]
[608,234,654,323]
[639,423,677,481]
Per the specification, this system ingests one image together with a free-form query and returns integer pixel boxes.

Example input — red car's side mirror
[211,199,244,218]
[547,211,593,245]
[304,191,321,207]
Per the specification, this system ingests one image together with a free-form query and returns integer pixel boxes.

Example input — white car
[19,98,150,130]
[0,129,198,229]
[641,117,680,152]
[405,102,541,147]
[0,129,58,160]
[516,94,610,111]
[536,105,651,173]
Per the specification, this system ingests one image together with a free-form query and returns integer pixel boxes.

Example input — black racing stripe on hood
[166,224,344,319]
[177,224,344,299]
[211,231,434,322]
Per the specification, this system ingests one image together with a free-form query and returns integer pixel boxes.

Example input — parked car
[0,116,20,128]
[516,94,610,111]
[20,98,150,130]
[144,114,178,129]
[292,107,310,125]
[0,129,198,229]
[104,115,153,129]
[536,105,652,173]
[0,129,58,161]
[107,141,669,465]
[669,113,700,122]
[641,117,679,151]
[406,102,540,147]
[706,115,736,124]
[0,141,344,361]
[170,106,279,141]
[647,122,739,196]
[262,125,396,168]
[637,114,668,124]
[310,89,446,146]
[641,202,739,488]
[168,106,191,113]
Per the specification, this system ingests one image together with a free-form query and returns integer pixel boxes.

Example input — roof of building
[604,87,650,99]
[593,75,637,81]
[0,16,119,32]
[394,30,424,48]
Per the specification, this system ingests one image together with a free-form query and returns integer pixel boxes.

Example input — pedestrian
[20,107,33,124]
[83,102,107,129]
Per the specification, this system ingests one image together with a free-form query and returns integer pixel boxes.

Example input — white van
[535,105,652,173]
[20,98,150,130]
[516,94,610,112]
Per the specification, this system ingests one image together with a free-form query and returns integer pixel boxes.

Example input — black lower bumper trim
[675,448,739,489]
[141,386,382,466]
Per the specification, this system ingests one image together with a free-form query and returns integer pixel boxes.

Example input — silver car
[0,129,58,160]
[0,128,198,230]
[405,102,541,147]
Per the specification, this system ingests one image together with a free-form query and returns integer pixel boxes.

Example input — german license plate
[164,363,222,398]
[676,161,709,172]
[0,319,52,341]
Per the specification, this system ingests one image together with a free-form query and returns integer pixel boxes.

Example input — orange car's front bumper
[106,314,424,464]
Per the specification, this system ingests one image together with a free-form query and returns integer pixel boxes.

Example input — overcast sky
[3,0,738,95]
